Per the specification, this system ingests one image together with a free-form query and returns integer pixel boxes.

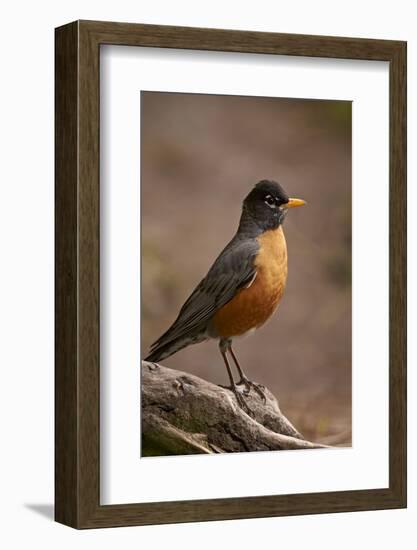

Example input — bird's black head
[240,180,306,233]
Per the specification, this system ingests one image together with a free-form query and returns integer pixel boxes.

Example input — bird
[145,180,306,412]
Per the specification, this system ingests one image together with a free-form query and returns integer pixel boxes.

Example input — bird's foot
[219,383,254,417]
[233,386,254,416]
[237,376,267,403]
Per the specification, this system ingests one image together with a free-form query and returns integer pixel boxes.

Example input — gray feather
[146,235,259,361]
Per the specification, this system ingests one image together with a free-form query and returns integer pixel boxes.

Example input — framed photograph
[55,20,406,528]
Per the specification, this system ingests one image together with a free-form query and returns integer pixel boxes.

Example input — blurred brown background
[141,91,352,445]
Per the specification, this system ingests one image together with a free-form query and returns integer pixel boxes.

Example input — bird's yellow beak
[283,197,306,209]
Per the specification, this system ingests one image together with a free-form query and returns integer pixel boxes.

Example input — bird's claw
[237,377,267,403]
[232,386,254,416]
[220,384,254,417]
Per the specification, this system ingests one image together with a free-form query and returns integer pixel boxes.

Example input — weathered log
[141,361,326,456]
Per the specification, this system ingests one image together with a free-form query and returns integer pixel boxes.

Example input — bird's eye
[264,195,276,208]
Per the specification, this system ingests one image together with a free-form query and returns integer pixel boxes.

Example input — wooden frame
[55,20,407,529]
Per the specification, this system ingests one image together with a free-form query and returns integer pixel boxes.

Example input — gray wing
[148,237,259,355]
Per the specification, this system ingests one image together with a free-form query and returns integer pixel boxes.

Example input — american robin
[145,180,306,412]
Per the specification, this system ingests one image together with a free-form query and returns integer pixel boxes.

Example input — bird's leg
[219,340,253,416]
[229,346,267,403]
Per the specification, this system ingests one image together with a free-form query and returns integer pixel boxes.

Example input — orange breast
[212,226,288,338]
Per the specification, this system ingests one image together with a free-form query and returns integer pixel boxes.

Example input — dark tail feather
[144,333,206,363]
[144,343,174,363]
[144,338,188,363]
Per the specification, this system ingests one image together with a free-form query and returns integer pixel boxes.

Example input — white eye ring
[264,195,276,208]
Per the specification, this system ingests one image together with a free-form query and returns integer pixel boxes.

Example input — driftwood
[141,361,327,456]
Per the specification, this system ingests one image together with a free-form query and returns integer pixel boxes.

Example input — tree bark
[141,361,326,456]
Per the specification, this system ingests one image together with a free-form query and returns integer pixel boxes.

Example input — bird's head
[242,179,306,231]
